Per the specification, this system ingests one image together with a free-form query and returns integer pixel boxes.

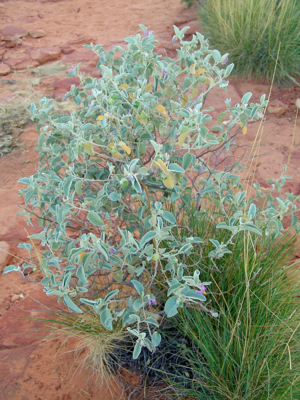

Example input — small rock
[267,99,289,116]
[62,48,98,66]
[10,294,20,303]
[177,20,202,36]
[68,35,95,45]
[61,44,75,55]
[174,8,198,26]
[0,241,11,267]
[5,39,22,48]
[53,76,80,99]
[4,54,39,70]
[29,29,47,38]
[2,26,28,41]
[30,47,61,64]
[296,98,300,109]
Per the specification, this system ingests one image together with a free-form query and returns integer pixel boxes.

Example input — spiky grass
[41,308,131,390]
[164,206,300,399]
[198,0,300,84]
[0,81,77,157]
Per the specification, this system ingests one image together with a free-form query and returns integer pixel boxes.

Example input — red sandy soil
[0,1,299,399]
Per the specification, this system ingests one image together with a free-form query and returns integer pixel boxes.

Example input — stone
[0,241,11,271]
[60,44,75,55]
[296,98,300,109]
[0,189,39,243]
[10,294,20,303]
[177,20,202,36]
[53,76,80,99]
[0,64,11,76]
[30,47,61,64]
[1,26,28,41]
[4,54,39,71]
[29,29,47,38]
[174,8,198,26]
[5,39,22,48]
[267,99,289,116]
[68,35,95,45]
[62,49,98,66]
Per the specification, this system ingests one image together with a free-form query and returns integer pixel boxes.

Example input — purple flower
[221,56,229,65]
[192,95,200,101]
[109,248,117,254]
[196,284,207,295]
[172,37,177,45]
[145,30,151,37]
[127,174,134,181]
[161,70,167,78]
[70,66,75,71]
[148,298,156,306]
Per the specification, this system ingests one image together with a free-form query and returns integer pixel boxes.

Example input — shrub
[198,0,300,84]
[165,206,300,398]
[3,26,298,361]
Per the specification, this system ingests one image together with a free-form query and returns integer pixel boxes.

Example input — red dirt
[0,1,299,399]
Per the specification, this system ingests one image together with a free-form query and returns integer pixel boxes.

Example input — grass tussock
[43,309,131,387]
[198,0,300,84]
[166,207,300,399]
[0,78,76,157]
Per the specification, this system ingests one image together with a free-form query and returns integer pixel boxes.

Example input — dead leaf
[155,105,168,119]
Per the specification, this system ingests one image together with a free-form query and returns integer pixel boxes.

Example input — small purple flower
[192,95,200,101]
[148,298,156,306]
[109,248,117,254]
[127,173,134,181]
[70,66,75,71]
[221,56,229,65]
[161,70,167,78]
[145,29,151,37]
[196,284,207,295]
[172,37,177,45]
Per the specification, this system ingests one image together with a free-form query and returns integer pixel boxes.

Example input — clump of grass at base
[166,207,300,399]
[198,0,300,84]
[42,309,131,386]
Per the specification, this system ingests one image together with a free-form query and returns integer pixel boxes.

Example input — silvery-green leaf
[63,295,83,314]
[2,265,21,275]
[177,243,192,254]
[100,307,113,330]
[144,317,159,327]
[140,231,156,248]
[248,203,256,221]
[104,289,119,302]
[87,211,104,226]
[131,279,144,296]
[164,296,179,318]
[240,223,262,236]
[133,341,142,359]
[182,152,194,170]
[162,211,176,225]
[151,332,161,347]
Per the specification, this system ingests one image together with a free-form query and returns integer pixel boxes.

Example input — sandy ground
[0,1,299,399]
